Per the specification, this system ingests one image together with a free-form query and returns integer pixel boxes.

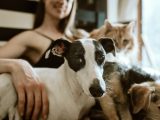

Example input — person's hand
[10,59,49,120]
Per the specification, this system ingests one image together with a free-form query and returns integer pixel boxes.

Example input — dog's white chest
[36,68,95,120]
[48,93,94,120]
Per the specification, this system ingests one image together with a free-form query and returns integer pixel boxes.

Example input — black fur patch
[65,41,85,72]
[93,41,105,66]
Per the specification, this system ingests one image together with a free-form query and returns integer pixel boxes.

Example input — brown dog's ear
[99,37,115,56]
[128,84,154,114]
[50,38,71,57]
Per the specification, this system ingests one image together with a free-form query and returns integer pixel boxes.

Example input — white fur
[77,40,106,95]
[0,39,107,120]
[0,61,95,120]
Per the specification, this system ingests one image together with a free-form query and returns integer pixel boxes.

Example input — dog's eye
[75,54,82,59]
[76,56,82,62]
[95,51,105,65]
[74,54,84,63]
[151,93,159,102]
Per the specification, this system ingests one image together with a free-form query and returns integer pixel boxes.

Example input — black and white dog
[0,38,115,120]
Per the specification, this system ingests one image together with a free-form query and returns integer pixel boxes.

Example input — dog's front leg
[99,94,119,120]
[14,108,21,120]
[8,107,15,120]
[8,107,21,120]
[117,104,132,120]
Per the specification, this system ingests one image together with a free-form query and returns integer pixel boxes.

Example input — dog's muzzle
[89,78,105,97]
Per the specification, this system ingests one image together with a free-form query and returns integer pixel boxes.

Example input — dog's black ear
[51,38,71,57]
[128,84,153,114]
[99,37,115,56]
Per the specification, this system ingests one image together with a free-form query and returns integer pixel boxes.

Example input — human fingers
[31,83,42,120]
[41,83,49,120]
[17,84,26,117]
[25,83,34,120]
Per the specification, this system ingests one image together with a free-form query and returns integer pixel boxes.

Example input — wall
[0,0,38,41]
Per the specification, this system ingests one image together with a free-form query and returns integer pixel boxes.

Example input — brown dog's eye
[152,93,159,102]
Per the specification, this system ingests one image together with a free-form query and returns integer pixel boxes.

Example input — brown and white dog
[99,62,160,120]
[128,81,160,120]
[0,38,116,120]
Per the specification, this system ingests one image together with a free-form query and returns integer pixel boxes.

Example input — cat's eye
[123,39,129,46]
[114,40,118,47]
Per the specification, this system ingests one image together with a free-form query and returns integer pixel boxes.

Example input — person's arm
[0,32,30,58]
[0,59,49,120]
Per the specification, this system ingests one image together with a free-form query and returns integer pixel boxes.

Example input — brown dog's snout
[89,78,105,97]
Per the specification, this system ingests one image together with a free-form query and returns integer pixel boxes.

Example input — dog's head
[128,81,160,118]
[51,37,115,97]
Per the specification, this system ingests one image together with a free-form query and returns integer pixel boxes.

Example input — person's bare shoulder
[9,30,41,46]
[10,30,36,41]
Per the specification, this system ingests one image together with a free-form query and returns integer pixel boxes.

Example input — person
[0,58,48,120]
[0,0,77,119]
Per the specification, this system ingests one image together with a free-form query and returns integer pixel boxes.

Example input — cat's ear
[104,19,112,31]
[126,21,136,33]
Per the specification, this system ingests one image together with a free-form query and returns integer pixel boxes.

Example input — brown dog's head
[128,81,160,118]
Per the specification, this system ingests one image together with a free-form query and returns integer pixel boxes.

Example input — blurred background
[0,0,160,69]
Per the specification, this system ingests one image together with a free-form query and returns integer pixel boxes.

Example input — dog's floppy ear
[128,84,154,114]
[99,37,115,56]
[51,38,71,57]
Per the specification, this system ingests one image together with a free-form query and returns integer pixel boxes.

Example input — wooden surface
[137,0,143,63]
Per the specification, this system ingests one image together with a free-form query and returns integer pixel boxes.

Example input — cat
[70,20,138,65]
[90,20,138,65]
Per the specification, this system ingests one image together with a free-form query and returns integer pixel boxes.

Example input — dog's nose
[89,79,105,97]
